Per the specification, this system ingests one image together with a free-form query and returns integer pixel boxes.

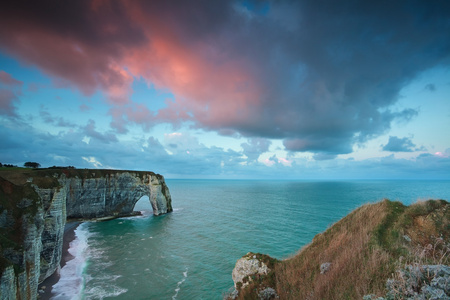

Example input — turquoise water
[52,180,450,299]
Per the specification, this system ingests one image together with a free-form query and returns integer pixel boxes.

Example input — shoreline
[38,221,81,299]
[36,213,143,299]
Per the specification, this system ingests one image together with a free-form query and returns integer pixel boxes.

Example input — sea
[49,179,450,300]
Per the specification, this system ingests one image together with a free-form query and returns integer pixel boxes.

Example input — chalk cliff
[0,169,172,300]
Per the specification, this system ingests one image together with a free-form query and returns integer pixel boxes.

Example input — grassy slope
[236,199,449,300]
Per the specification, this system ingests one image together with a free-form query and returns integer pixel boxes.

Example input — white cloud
[82,156,103,168]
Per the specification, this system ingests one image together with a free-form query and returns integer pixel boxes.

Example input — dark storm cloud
[382,136,424,152]
[1,0,449,156]
[223,0,450,154]
[0,0,144,102]
[241,138,271,162]
[0,0,146,48]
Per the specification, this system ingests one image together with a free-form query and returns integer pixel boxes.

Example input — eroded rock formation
[0,169,172,300]
[64,171,172,218]
[231,252,278,299]
[232,253,271,289]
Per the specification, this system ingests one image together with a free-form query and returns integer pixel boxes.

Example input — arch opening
[133,195,154,217]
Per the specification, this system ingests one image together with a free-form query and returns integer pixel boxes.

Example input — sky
[0,0,449,179]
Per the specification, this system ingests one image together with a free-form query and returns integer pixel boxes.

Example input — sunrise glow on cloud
[0,0,449,179]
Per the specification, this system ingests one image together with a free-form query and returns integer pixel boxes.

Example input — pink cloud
[0,5,135,105]
[0,71,22,116]
[435,151,449,158]
[2,1,448,157]
[263,158,276,167]
[0,1,263,132]
[262,156,292,167]
[277,157,292,167]
[121,4,263,128]
[0,90,18,116]
[0,71,23,87]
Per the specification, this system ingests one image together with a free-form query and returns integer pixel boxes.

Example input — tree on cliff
[24,162,41,168]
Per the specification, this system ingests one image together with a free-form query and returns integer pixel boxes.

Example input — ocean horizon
[46,179,450,299]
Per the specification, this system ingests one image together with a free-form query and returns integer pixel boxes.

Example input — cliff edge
[229,199,449,300]
[0,168,172,300]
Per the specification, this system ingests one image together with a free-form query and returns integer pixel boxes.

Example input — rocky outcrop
[0,169,172,300]
[231,252,278,299]
[258,287,279,300]
[233,253,271,289]
[320,262,332,274]
[364,265,450,300]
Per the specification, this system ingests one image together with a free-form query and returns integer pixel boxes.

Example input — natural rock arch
[133,195,155,213]
[64,171,173,219]
[0,169,172,300]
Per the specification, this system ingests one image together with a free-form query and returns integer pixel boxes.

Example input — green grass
[372,201,406,256]
[0,167,26,171]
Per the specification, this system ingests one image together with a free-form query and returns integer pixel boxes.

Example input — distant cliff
[0,168,172,300]
[229,199,449,300]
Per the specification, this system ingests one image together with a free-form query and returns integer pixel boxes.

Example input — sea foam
[51,223,90,300]
[172,267,188,300]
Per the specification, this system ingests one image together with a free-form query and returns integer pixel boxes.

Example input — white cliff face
[0,183,47,300]
[64,171,172,218]
[0,266,16,300]
[38,187,66,282]
[0,169,172,300]
[150,175,171,215]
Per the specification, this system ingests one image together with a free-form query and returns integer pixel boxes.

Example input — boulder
[232,253,270,289]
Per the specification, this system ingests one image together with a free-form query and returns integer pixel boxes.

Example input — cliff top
[231,199,449,299]
[0,168,160,187]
